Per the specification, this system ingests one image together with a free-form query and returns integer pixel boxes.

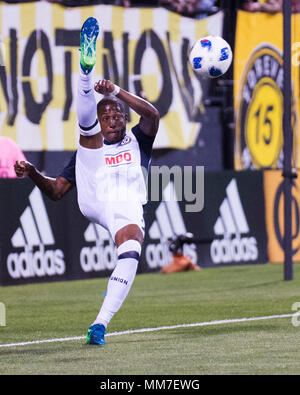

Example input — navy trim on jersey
[131,124,155,172]
[79,119,99,131]
[103,138,120,145]
[59,151,76,184]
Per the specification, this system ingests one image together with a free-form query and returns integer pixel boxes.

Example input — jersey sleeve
[131,125,156,173]
[131,124,155,157]
[59,151,77,184]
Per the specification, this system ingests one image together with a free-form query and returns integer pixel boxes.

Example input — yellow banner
[263,170,300,263]
[0,3,224,151]
[234,10,300,170]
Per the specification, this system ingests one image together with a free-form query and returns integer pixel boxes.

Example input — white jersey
[61,125,155,239]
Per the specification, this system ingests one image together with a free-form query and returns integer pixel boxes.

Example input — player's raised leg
[80,16,99,75]
[77,17,101,140]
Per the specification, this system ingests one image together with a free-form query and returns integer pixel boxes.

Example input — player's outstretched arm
[14,160,73,201]
[94,80,160,137]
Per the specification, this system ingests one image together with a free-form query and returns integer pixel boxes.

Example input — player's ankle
[80,61,93,75]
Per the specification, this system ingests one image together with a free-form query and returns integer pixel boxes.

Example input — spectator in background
[192,0,219,17]
[114,0,131,7]
[130,0,160,5]
[242,0,300,13]
[46,0,130,6]
[159,0,218,17]
[292,0,300,13]
[50,0,161,7]
[105,0,160,6]
[0,136,26,178]
[195,0,218,12]
[170,0,194,16]
[241,0,282,13]
[159,0,173,11]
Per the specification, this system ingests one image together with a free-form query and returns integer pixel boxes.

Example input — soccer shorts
[75,144,145,241]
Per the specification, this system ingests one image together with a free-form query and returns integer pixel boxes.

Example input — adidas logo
[210,179,258,264]
[80,223,117,273]
[7,187,65,279]
[146,182,197,269]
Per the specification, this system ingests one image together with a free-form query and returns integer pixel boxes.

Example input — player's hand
[94,79,116,95]
[14,160,34,178]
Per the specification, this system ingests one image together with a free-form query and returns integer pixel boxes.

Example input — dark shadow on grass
[0,347,63,356]
[182,322,283,337]
[233,280,282,290]
[106,322,284,345]
[0,341,90,357]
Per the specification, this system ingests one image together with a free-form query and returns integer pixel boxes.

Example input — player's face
[98,103,127,144]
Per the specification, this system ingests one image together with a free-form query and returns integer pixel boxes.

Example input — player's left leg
[86,224,143,345]
[80,17,99,75]
[77,17,101,140]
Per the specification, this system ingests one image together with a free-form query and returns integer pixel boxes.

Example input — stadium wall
[0,170,270,286]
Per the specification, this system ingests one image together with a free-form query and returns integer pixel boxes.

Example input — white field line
[0,313,294,349]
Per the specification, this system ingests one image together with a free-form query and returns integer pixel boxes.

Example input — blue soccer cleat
[80,17,99,74]
[86,323,106,345]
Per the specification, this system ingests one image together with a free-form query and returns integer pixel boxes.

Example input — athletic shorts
[75,144,145,241]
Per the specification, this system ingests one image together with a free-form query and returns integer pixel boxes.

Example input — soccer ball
[189,35,232,79]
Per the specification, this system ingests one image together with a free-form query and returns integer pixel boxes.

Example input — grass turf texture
[1,263,300,375]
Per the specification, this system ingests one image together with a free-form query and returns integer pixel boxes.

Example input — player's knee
[115,224,143,247]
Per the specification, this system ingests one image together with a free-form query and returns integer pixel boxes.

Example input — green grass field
[1,263,300,375]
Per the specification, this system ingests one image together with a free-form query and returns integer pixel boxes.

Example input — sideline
[0,313,294,348]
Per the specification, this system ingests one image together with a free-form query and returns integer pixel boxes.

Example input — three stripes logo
[80,223,117,273]
[7,187,65,279]
[146,182,197,269]
[210,179,258,264]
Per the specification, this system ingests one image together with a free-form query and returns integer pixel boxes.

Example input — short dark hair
[97,96,126,115]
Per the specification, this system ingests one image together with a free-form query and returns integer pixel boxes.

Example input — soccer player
[14,17,160,345]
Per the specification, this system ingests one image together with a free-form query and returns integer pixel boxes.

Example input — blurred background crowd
[1,0,221,19]
[2,1,300,17]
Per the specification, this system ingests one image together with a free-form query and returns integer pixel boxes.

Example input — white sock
[77,68,100,136]
[92,240,141,328]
